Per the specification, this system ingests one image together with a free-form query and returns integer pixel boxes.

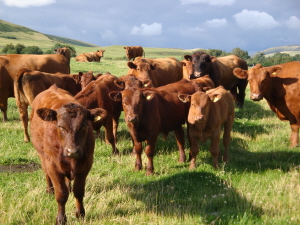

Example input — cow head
[79,71,98,90]
[114,76,153,90]
[180,59,194,80]
[54,47,71,62]
[233,64,283,101]
[109,88,154,124]
[96,50,105,57]
[36,103,107,158]
[187,51,217,79]
[179,91,221,125]
[127,59,157,80]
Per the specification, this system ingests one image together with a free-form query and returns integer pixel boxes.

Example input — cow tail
[14,68,28,115]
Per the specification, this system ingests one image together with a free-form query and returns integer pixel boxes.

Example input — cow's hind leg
[290,124,299,147]
[236,79,248,108]
[104,117,119,155]
[174,126,186,163]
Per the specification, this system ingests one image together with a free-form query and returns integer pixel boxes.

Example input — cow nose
[195,115,204,121]
[250,93,263,101]
[127,115,138,123]
[65,147,81,158]
[194,71,201,77]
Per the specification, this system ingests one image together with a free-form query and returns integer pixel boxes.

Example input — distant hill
[258,45,300,57]
[0,19,99,50]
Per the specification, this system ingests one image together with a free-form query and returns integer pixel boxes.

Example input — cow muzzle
[64,147,82,158]
[195,115,205,122]
[126,115,139,123]
[250,93,263,101]
[194,71,201,78]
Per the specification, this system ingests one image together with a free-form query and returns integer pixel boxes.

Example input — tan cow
[127,57,183,87]
[75,50,105,62]
[54,47,71,63]
[180,59,193,79]
[0,53,70,122]
[124,46,144,61]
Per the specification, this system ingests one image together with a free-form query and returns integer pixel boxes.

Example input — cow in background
[184,52,248,108]
[234,62,300,147]
[124,46,144,61]
[30,85,106,225]
[79,71,104,90]
[75,50,105,62]
[54,47,71,63]
[180,59,193,79]
[14,68,83,142]
[179,86,235,169]
[0,53,70,122]
[127,57,183,87]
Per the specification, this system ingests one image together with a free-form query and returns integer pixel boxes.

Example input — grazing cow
[180,59,193,79]
[233,62,300,147]
[14,68,83,142]
[75,50,105,62]
[109,78,215,175]
[30,85,106,225]
[184,52,248,108]
[75,73,122,154]
[124,46,144,61]
[127,57,183,87]
[178,86,235,169]
[0,53,69,122]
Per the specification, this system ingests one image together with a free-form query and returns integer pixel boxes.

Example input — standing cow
[30,85,106,225]
[184,51,248,108]
[127,57,183,87]
[234,62,300,147]
[0,53,69,122]
[75,50,105,62]
[179,86,235,169]
[124,46,144,61]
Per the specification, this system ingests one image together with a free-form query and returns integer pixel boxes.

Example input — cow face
[96,50,105,57]
[36,103,106,158]
[127,60,156,80]
[80,71,96,90]
[190,51,217,79]
[180,59,194,80]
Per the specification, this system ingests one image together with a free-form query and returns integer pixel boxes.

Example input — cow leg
[189,132,200,169]
[210,129,221,168]
[229,87,238,107]
[290,124,299,147]
[73,176,87,219]
[134,141,143,171]
[236,79,248,108]
[112,110,121,143]
[18,102,30,142]
[174,126,186,163]
[222,121,233,163]
[144,137,157,175]
[104,117,119,155]
[0,100,8,122]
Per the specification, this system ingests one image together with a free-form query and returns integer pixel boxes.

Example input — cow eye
[57,125,67,133]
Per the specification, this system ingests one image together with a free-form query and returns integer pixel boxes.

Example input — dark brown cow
[30,85,106,225]
[127,57,183,87]
[184,51,248,108]
[179,86,235,169]
[109,77,215,175]
[75,73,122,154]
[124,46,144,61]
[14,68,83,142]
[0,53,70,122]
[75,50,105,62]
[234,62,300,147]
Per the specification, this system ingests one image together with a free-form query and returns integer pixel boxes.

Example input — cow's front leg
[145,137,157,175]
[174,126,186,163]
[290,124,299,147]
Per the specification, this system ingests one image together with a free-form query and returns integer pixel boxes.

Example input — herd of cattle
[1,45,300,224]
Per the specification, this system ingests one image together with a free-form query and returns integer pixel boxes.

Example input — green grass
[1,56,300,225]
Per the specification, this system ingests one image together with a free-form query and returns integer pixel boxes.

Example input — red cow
[127,57,183,87]
[109,78,215,175]
[234,62,300,147]
[184,52,248,108]
[14,68,83,142]
[124,46,144,61]
[0,53,69,121]
[30,85,106,225]
[79,71,103,90]
[75,50,105,62]
[75,73,122,154]
[180,59,193,80]
[179,86,235,168]
[54,47,71,63]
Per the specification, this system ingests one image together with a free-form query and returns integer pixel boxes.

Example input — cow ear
[233,68,248,79]
[88,108,107,122]
[143,91,154,101]
[142,79,152,87]
[127,62,137,69]
[184,55,192,61]
[114,79,125,89]
[178,94,191,103]
[180,61,187,66]
[36,108,57,123]
[210,94,222,102]
[210,56,217,62]
[150,63,159,70]
[109,91,122,101]
[267,66,282,77]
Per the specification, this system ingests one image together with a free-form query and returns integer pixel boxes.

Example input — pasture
[0,54,300,225]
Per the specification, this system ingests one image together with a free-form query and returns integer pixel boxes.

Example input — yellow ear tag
[146,95,151,100]
[213,97,219,102]
[94,116,101,122]
[272,72,276,75]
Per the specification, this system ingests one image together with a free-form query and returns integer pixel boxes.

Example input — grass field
[0,55,300,225]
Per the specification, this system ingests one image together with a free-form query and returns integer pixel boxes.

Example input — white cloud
[233,9,279,29]
[205,18,227,27]
[3,0,55,7]
[180,0,235,6]
[286,16,300,29]
[131,23,162,36]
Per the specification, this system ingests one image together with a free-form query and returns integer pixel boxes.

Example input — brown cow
[30,85,106,225]
[233,62,300,147]
[184,52,248,108]
[0,53,69,122]
[114,74,154,90]
[14,68,83,142]
[54,47,71,63]
[180,59,193,80]
[124,46,144,61]
[179,86,235,169]
[75,73,122,154]
[79,71,103,90]
[127,57,183,87]
[109,78,215,175]
[75,50,105,62]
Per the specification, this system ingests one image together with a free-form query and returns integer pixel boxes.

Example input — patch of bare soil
[0,161,40,173]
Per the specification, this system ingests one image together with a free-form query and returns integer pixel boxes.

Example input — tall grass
[0,55,300,225]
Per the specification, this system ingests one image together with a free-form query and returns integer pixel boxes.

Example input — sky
[0,0,300,55]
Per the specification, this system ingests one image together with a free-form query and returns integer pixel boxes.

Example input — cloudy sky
[0,0,299,54]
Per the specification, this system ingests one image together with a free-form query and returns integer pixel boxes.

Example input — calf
[179,86,235,169]
[30,85,106,225]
